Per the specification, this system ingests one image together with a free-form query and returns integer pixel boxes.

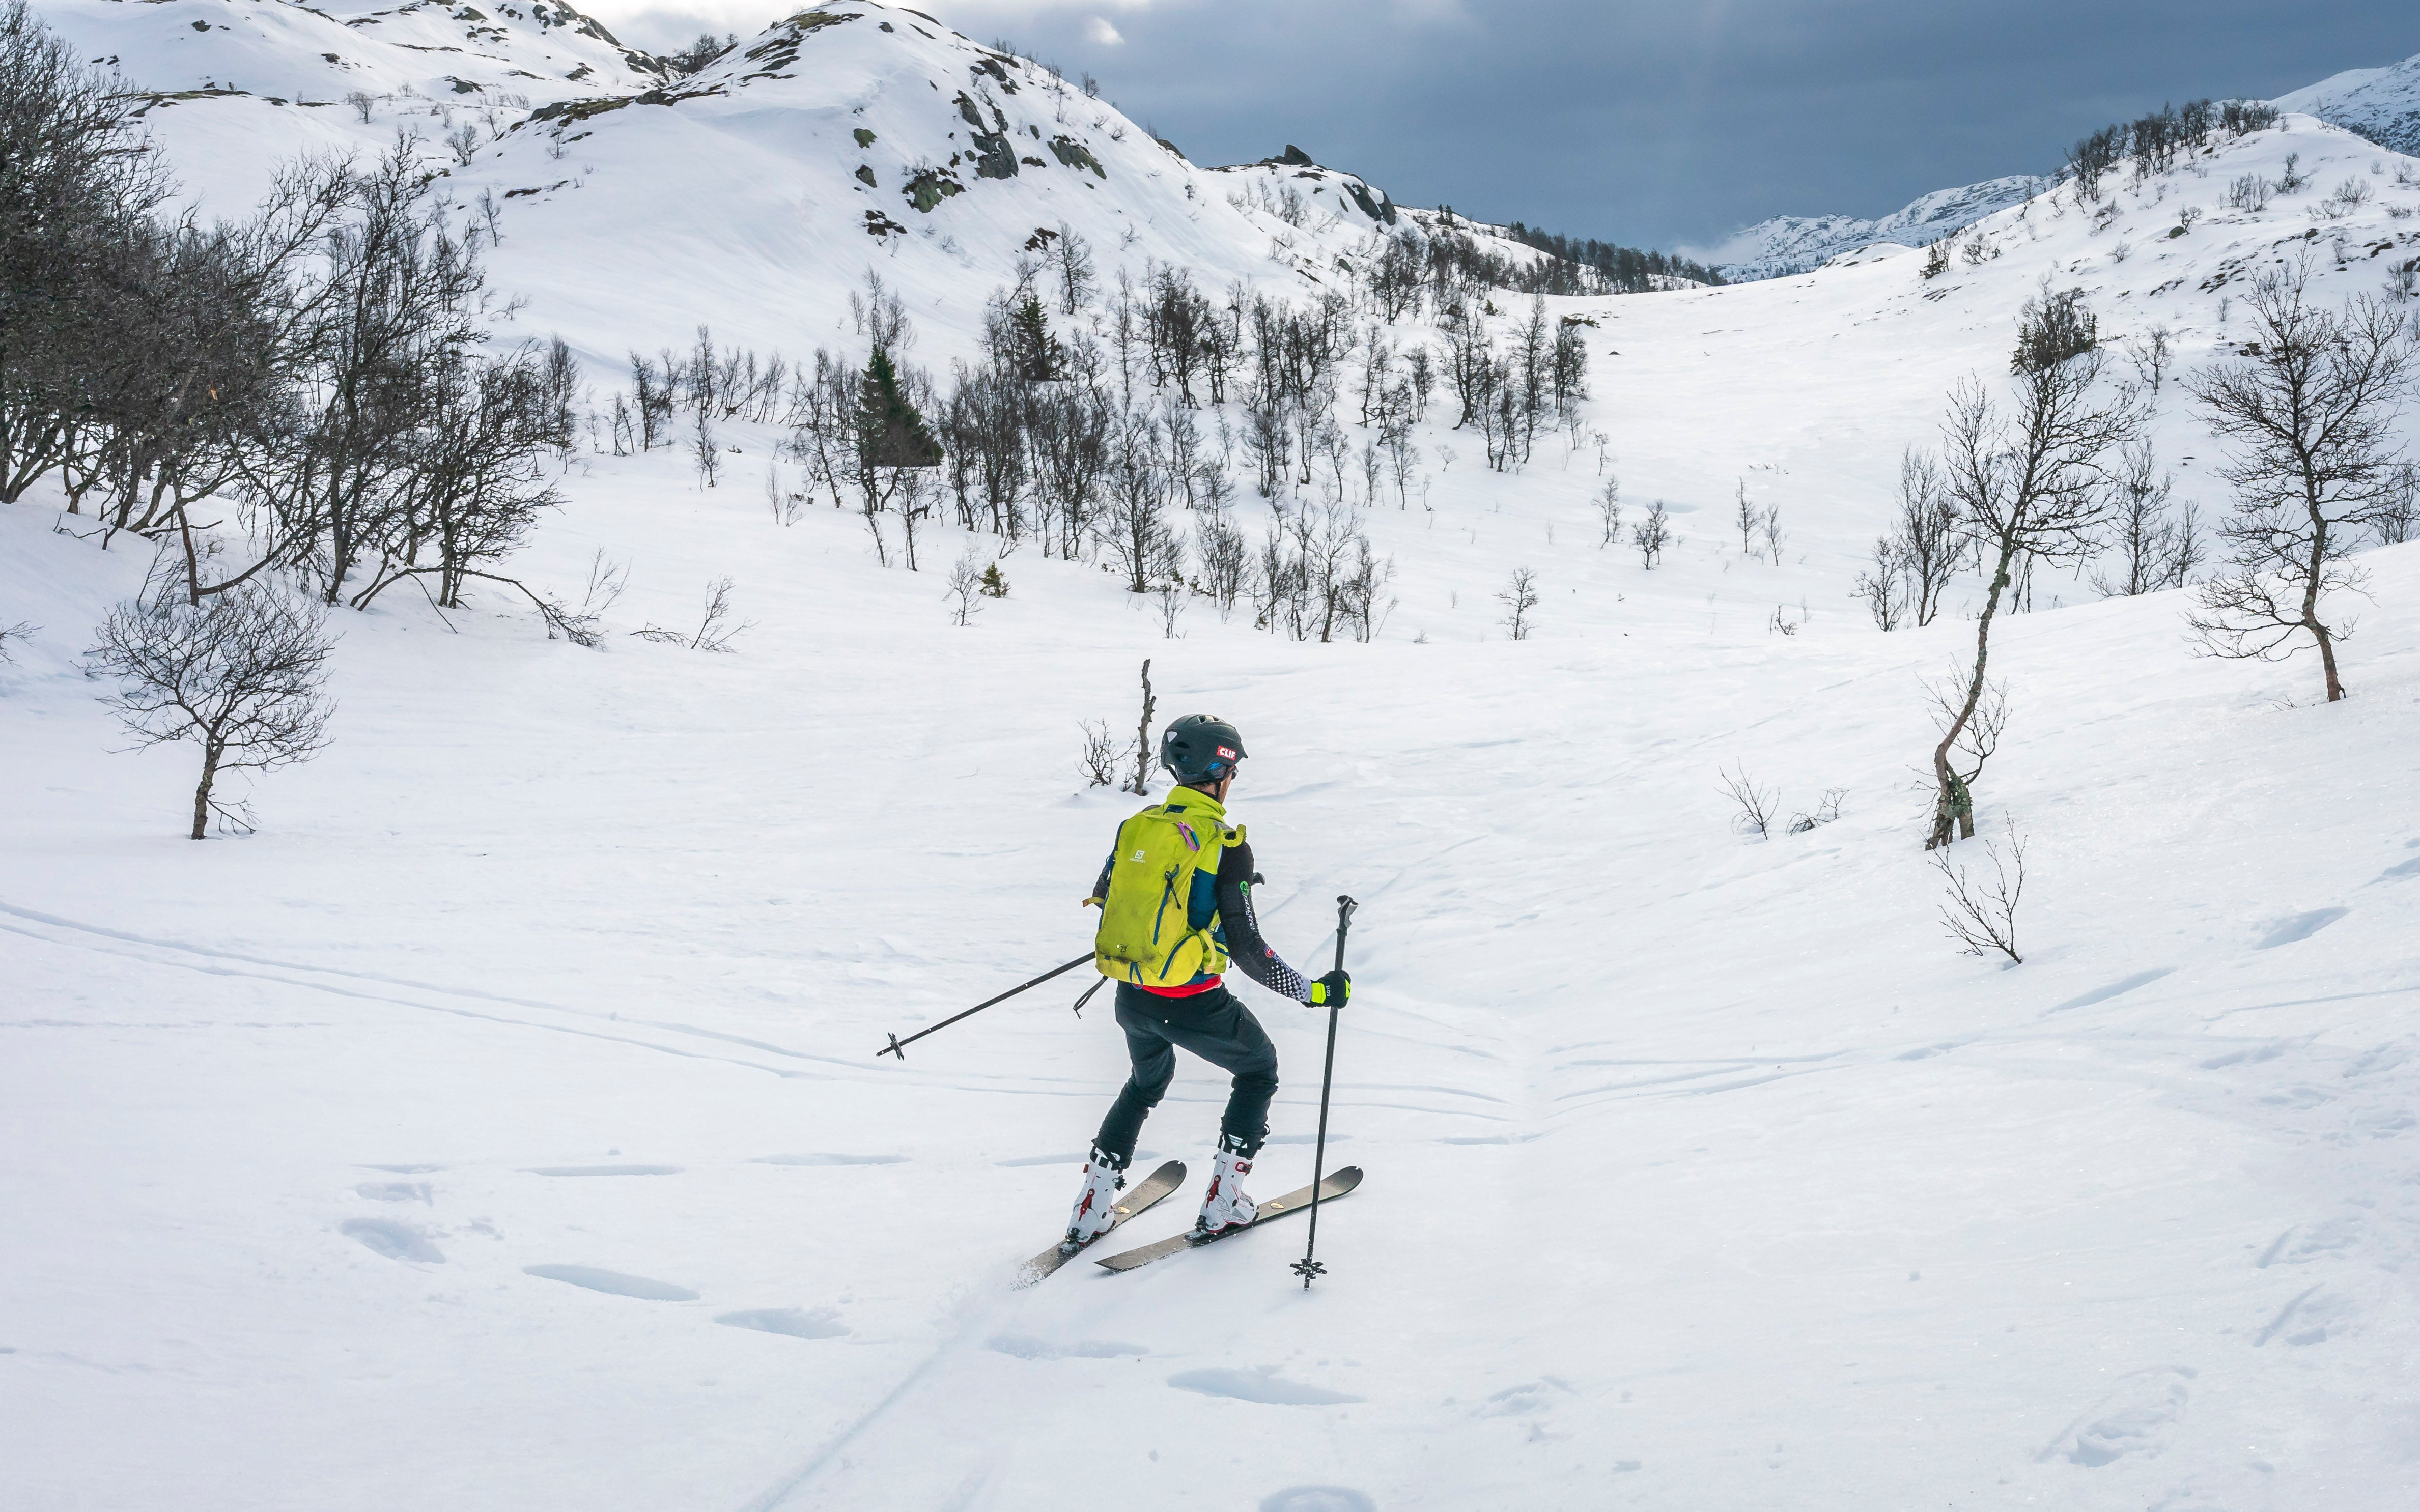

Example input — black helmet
[1160,714,1247,784]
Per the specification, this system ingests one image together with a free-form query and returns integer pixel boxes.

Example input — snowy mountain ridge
[37,0,1553,364]
[2276,49,2420,155]
[1698,172,2047,281]
[1706,45,2420,281]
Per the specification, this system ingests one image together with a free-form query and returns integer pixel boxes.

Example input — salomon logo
[1131,849,1147,862]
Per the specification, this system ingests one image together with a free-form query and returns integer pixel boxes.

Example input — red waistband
[1140,976,1224,999]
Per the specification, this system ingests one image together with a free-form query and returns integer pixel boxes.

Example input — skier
[1066,715,1351,1247]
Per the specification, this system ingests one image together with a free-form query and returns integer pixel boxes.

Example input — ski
[1094,1166,1364,1274]
[1015,1159,1187,1286]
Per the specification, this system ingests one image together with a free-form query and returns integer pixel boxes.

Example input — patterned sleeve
[1213,837,1314,1002]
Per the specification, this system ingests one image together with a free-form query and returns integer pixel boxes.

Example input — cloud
[1086,16,1124,45]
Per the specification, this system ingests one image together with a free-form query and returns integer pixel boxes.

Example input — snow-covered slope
[2276,48,2420,155]
[43,0,1540,365]
[38,0,666,210]
[8,10,2420,1510]
[1701,172,2045,281]
[1709,45,2420,283]
[453,7,1416,367]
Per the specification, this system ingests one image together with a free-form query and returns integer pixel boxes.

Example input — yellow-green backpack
[1093,797,1241,987]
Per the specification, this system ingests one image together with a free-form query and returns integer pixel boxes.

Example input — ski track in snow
[7,7,2420,1505]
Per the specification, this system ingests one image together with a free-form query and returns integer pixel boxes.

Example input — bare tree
[0,618,35,666]
[945,545,984,626]
[1788,788,1847,833]
[1195,505,1248,618]
[2375,462,2418,546]
[1926,289,2138,847]
[765,461,800,525]
[1078,719,1121,786]
[2091,437,2201,595]
[1893,449,1961,627]
[1497,566,1538,640]
[1924,668,2008,843]
[1760,502,1786,566]
[1633,499,1670,569]
[1853,537,1907,630]
[84,563,336,838]
[1052,221,1095,314]
[1934,818,2028,963]
[1594,474,1622,547]
[692,406,719,490]
[542,549,626,648]
[2123,324,2173,396]
[634,577,750,652]
[1096,414,1183,593]
[1129,658,1156,796]
[1718,764,1778,837]
[2184,260,2415,702]
[1733,479,1756,555]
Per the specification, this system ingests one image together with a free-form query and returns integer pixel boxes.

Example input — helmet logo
[1217,746,1237,760]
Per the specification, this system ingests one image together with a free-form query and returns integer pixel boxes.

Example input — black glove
[1309,969,1352,1007]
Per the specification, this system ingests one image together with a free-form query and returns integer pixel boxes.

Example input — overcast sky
[580,1,2416,255]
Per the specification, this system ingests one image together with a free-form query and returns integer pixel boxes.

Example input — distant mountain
[2274,49,2420,155]
[1702,46,2420,282]
[1694,174,2045,283]
[36,0,1572,368]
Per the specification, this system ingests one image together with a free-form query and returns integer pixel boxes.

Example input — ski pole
[878,953,1094,1060]
[1291,895,1357,1288]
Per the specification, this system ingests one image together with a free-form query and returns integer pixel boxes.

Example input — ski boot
[1063,1146,1127,1248]
[1194,1134,1258,1235]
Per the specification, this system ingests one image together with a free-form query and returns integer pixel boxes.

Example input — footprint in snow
[341,1217,444,1263]
[988,1335,1147,1360]
[2036,1366,2193,1467]
[717,1307,848,1339]
[1167,1367,1361,1405]
[354,1181,432,1204]
[524,1164,683,1177]
[2255,908,2348,949]
[754,1153,909,1166]
[1478,1378,1574,1417]
[2255,1285,2360,1347]
[523,1264,697,1301]
[1260,1490,1376,1512]
[2053,968,2175,1011]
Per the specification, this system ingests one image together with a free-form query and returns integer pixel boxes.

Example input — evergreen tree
[856,346,941,469]
[1008,293,1061,382]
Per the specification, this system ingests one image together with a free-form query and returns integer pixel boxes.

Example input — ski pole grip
[1333,896,1357,973]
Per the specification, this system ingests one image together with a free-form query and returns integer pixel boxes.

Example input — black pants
[1095,983,1277,1164]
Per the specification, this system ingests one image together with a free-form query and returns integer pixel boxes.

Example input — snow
[1699,173,2047,282]
[8,4,2420,1508]
[38,0,666,212]
[2276,50,2420,157]
[1706,47,2420,284]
